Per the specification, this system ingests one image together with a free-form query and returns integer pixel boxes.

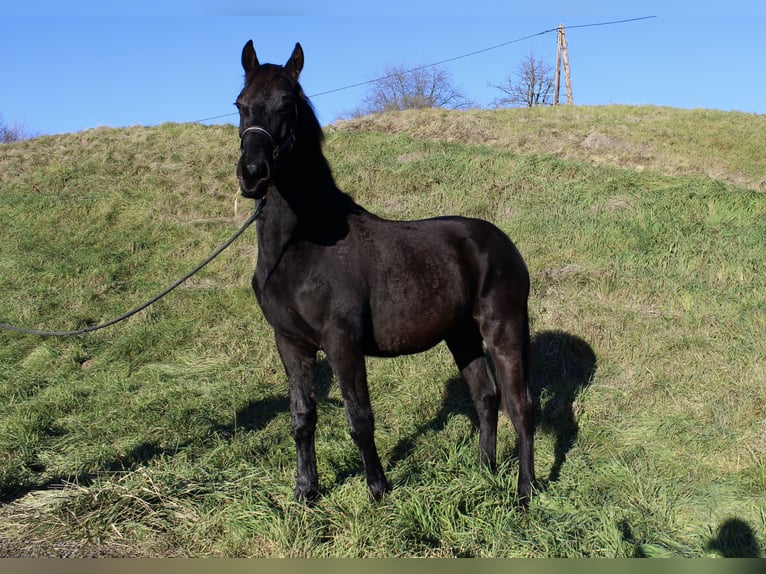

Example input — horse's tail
[496,303,533,425]
[497,299,536,505]
[520,305,533,415]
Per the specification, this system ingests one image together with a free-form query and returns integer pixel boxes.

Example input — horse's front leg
[275,335,319,501]
[326,343,389,500]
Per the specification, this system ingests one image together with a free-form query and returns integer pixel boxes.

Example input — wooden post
[554,24,562,105]
[554,24,573,105]
[560,25,573,104]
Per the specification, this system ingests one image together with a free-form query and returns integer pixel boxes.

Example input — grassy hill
[0,106,764,557]
[334,105,766,191]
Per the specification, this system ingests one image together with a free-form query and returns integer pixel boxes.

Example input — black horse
[235,41,535,506]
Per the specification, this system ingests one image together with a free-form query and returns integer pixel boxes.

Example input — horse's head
[236,41,304,199]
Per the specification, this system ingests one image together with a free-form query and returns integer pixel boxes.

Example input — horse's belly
[364,252,472,355]
[366,300,461,357]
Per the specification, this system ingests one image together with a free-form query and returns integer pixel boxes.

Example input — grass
[334,105,766,191]
[0,106,765,557]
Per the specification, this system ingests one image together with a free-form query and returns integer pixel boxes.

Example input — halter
[239,123,296,161]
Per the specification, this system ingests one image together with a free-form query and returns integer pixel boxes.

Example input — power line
[194,111,240,123]
[566,16,657,30]
[307,31,555,99]
[193,15,657,124]
[310,16,656,99]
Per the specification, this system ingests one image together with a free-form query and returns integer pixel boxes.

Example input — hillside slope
[0,108,764,557]
[332,105,766,191]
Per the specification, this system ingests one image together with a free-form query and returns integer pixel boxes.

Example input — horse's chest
[252,256,339,333]
[252,267,292,322]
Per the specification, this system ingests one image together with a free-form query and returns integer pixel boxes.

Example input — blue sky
[2,1,764,135]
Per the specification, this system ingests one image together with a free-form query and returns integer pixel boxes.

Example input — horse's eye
[237,105,252,119]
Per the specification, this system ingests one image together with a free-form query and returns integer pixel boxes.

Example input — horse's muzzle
[237,157,271,198]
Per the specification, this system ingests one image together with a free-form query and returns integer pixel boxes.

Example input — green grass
[1,107,764,557]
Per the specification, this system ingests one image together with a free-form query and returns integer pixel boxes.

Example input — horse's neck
[255,189,298,268]
[255,148,355,266]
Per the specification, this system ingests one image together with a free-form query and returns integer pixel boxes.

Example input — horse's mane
[293,82,364,217]
[295,84,325,148]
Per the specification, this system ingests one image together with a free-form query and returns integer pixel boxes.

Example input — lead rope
[0,197,266,337]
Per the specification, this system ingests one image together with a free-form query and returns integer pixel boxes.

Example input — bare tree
[1,114,36,143]
[351,64,471,117]
[491,52,554,108]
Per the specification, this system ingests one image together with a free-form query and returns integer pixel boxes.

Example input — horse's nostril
[242,161,268,181]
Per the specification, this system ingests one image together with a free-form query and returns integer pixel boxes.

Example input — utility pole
[554,24,573,105]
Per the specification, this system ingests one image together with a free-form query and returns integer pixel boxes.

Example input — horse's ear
[285,42,304,81]
[241,40,259,78]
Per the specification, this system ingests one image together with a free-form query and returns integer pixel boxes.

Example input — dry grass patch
[333,105,766,191]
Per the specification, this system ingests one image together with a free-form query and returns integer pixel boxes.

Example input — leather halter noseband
[239,115,296,161]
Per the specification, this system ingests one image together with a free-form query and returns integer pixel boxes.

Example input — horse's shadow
[529,330,597,483]
[706,517,763,558]
[0,441,184,505]
[386,375,476,471]
[212,358,342,439]
[219,332,595,489]
[3,333,593,505]
[1,361,339,505]
[388,330,596,484]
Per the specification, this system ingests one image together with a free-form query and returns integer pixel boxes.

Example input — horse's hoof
[295,486,320,504]
[515,482,534,511]
[368,480,390,502]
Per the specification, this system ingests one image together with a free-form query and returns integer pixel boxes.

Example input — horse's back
[359,214,527,290]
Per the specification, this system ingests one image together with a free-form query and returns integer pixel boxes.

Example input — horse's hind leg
[447,326,499,471]
[275,335,320,501]
[480,308,535,506]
